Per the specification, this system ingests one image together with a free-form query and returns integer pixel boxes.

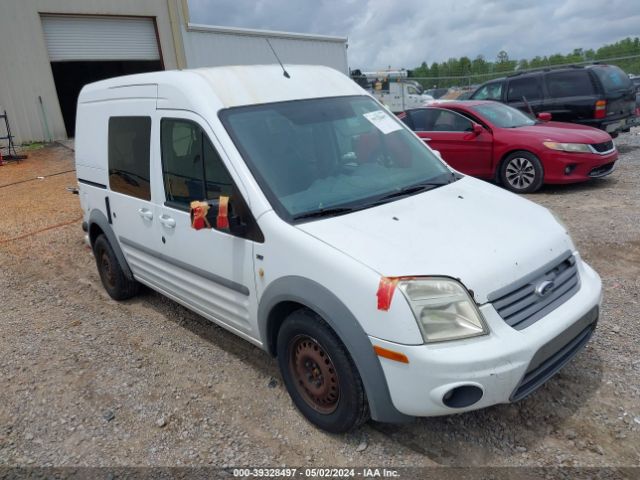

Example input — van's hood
[296,177,574,303]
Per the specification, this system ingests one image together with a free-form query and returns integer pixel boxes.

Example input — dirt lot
[0,134,639,472]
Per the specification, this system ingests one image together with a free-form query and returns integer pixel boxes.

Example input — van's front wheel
[277,309,369,433]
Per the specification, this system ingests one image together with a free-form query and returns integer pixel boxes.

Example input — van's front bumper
[371,256,602,417]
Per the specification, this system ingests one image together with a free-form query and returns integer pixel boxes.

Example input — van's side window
[472,82,502,100]
[546,71,595,98]
[161,118,233,206]
[507,77,542,102]
[108,117,151,200]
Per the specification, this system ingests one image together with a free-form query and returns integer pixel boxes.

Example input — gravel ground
[0,133,639,472]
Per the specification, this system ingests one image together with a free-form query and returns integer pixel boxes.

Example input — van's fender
[258,276,412,423]
[88,209,134,281]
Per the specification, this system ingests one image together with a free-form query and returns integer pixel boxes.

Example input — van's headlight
[543,141,591,153]
[397,278,488,343]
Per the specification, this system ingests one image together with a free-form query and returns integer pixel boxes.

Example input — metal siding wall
[0,0,179,143]
[182,29,349,74]
[41,15,161,61]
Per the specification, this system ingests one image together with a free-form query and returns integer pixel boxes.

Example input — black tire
[93,234,139,301]
[276,309,369,433]
[499,151,544,193]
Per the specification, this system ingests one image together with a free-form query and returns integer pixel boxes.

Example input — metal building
[0,0,348,143]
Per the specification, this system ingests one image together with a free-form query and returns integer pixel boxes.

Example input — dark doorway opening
[50,60,163,137]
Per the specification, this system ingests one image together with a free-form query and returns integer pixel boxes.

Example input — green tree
[406,36,640,88]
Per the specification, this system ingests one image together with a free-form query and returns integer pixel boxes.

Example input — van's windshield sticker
[363,110,403,135]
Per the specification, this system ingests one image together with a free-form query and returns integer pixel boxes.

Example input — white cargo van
[75,65,602,433]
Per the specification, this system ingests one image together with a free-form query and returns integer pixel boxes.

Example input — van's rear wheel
[500,151,544,193]
[93,234,139,301]
[277,309,369,433]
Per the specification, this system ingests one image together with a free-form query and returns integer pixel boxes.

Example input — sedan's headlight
[543,141,591,153]
[397,278,488,343]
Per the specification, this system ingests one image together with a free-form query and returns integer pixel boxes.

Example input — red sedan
[399,100,617,192]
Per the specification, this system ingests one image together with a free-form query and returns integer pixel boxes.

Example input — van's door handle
[158,214,176,229]
[137,208,153,220]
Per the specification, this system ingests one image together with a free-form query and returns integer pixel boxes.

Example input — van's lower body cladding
[510,305,598,402]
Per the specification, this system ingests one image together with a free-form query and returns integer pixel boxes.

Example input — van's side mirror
[472,123,484,135]
[537,112,552,122]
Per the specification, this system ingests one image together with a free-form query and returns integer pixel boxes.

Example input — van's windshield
[220,96,452,222]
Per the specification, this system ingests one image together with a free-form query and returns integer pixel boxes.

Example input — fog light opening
[564,164,576,175]
[442,385,483,408]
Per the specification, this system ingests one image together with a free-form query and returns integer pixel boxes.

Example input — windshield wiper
[375,180,448,202]
[293,176,455,222]
[293,206,357,221]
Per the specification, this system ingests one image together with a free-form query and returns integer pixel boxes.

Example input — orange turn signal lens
[373,345,409,364]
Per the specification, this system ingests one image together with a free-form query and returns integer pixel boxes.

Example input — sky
[187,0,640,70]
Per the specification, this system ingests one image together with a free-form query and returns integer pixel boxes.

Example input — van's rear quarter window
[108,116,152,200]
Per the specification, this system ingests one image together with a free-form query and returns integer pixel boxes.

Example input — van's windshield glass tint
[220,96,451,221]
[471,103,535,128]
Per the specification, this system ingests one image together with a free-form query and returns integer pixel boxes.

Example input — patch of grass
[19,141,46,150]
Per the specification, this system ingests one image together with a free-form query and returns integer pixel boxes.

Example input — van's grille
[590,140,614,153]
[510,306,598,402]
[490,253,580,330]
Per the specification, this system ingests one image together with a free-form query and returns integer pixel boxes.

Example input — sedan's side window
[432,110,473,132]
[161,118,233,206]
[407,109,439,131]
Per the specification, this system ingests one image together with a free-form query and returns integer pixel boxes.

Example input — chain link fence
[351,54,640,100]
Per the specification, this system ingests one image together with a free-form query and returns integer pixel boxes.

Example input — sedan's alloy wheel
[505,157,536,189]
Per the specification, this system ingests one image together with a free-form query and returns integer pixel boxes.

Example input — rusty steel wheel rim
[288,334,340,414]
[100,250,116,290]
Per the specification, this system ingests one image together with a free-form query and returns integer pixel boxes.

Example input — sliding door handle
[137,208,153,220]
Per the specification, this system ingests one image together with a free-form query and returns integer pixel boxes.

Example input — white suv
[75,65,602,433]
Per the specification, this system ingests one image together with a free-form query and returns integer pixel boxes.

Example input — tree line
[408,37,640,89]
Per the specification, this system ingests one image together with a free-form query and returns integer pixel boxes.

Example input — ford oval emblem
[535,280,555,298]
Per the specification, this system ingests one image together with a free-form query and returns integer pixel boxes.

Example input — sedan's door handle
[158,214,176,229]
[137,208,153,220]
[421,137,432,142]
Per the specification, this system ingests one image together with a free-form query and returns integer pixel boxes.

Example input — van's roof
[79,64,364,109]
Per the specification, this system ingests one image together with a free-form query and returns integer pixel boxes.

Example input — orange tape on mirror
[377,276,399,311]
[190,201,211,230]
[217,196,229,229]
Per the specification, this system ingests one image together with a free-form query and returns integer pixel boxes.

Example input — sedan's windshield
[471,102,536,128]
[220,96,452,221]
